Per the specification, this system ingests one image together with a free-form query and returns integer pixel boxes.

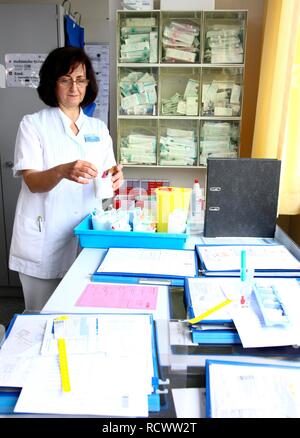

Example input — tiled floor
[0,297,25,328]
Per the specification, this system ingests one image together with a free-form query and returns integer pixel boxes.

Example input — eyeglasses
[57,78,89,88]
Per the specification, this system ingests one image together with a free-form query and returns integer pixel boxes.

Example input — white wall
[0,0,110,42]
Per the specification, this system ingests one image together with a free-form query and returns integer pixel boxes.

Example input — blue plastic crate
[74,215,188,249]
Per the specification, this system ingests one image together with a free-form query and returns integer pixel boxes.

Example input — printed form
[96,247,196,277]
[208,362,300,417]
[1,314,155,417]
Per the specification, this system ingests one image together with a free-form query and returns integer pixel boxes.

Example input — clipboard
[92,247,199,286]
[196,244,300,278]
[0,313,165,414]
[205,359,300,418]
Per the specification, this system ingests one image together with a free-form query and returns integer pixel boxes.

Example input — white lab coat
[9,107,116,279]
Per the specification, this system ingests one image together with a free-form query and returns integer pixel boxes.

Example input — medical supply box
[74,215,188,249]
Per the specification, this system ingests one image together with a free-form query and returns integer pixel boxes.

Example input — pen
[241,249,246,281]
[240,249,246,305]
[186,298,232,325]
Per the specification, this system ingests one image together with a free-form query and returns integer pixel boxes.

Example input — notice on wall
[85,44,110,125]
[5,53,47,88]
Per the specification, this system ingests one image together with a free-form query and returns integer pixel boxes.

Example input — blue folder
[92,248,199,287]
[0,313,162,415]
[196,244,300,278]
[184,277,241,345]
[190,328,241,345]
[205,359,300,418]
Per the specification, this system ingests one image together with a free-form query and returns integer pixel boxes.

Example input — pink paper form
[75,283,158,310]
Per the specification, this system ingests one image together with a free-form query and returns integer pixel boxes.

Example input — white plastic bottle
[191,178,202,216]
[189,178,204,233]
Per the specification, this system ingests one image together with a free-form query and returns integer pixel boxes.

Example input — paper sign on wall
[5,53,46,88]
[85,43,110,125]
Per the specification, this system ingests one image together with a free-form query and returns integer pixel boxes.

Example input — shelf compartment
[201,66,244,117]
[160,11,202,64]
[159,67,200,116]
[118,66,158,116]
[199,119,240,166]
[118,118,158,166]
[203,11,247,64]
[158,119,199,167]
[118,10,159,64]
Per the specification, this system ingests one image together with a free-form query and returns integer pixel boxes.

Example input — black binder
[204,158,281,237]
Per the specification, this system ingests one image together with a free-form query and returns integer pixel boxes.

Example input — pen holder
[155,187,191,233]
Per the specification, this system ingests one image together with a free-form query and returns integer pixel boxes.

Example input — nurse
[9,46,123,311]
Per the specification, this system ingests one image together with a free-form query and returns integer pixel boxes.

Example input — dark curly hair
[37,47,98,108]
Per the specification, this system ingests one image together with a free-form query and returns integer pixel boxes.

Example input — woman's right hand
[22,160,98,193]
[59,160,98,184]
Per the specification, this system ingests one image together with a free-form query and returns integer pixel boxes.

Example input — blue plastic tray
[74,215,188,249]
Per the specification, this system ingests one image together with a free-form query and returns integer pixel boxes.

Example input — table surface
[2,227,300,418]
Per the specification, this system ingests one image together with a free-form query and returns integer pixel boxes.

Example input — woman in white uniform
[9,47,123,311]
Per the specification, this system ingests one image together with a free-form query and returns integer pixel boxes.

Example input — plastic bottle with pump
[188,178,204,234]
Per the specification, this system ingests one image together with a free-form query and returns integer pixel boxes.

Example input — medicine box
[74,215,188,249]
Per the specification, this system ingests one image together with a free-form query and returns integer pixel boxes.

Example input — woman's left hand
[111,164,124,192]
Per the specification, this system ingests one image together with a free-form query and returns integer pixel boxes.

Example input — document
[198,236,277,246]
[96,248,196,278]
[0,314,51,387]
[0,314,48,356]
[197,244,300,274]
[1,314,157,416]
[172,388,205,418]
[169,321,195,346]
[75,282,158,310]
[186,277,241,322]
[207,360,300,417]
[5,53,46,88]
[14,354,149,417]
[226,278,300,348]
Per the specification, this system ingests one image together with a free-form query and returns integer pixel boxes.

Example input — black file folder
[204,158,281,237]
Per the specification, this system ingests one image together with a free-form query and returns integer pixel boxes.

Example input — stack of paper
[185,276,300,348]
[95,247,197,280]
[196,244,300,277]
[0,314,158,417]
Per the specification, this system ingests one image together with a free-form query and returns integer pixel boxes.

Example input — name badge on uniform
[84,134,100,142]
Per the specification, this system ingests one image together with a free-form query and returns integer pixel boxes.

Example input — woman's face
[55,63,88,110]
